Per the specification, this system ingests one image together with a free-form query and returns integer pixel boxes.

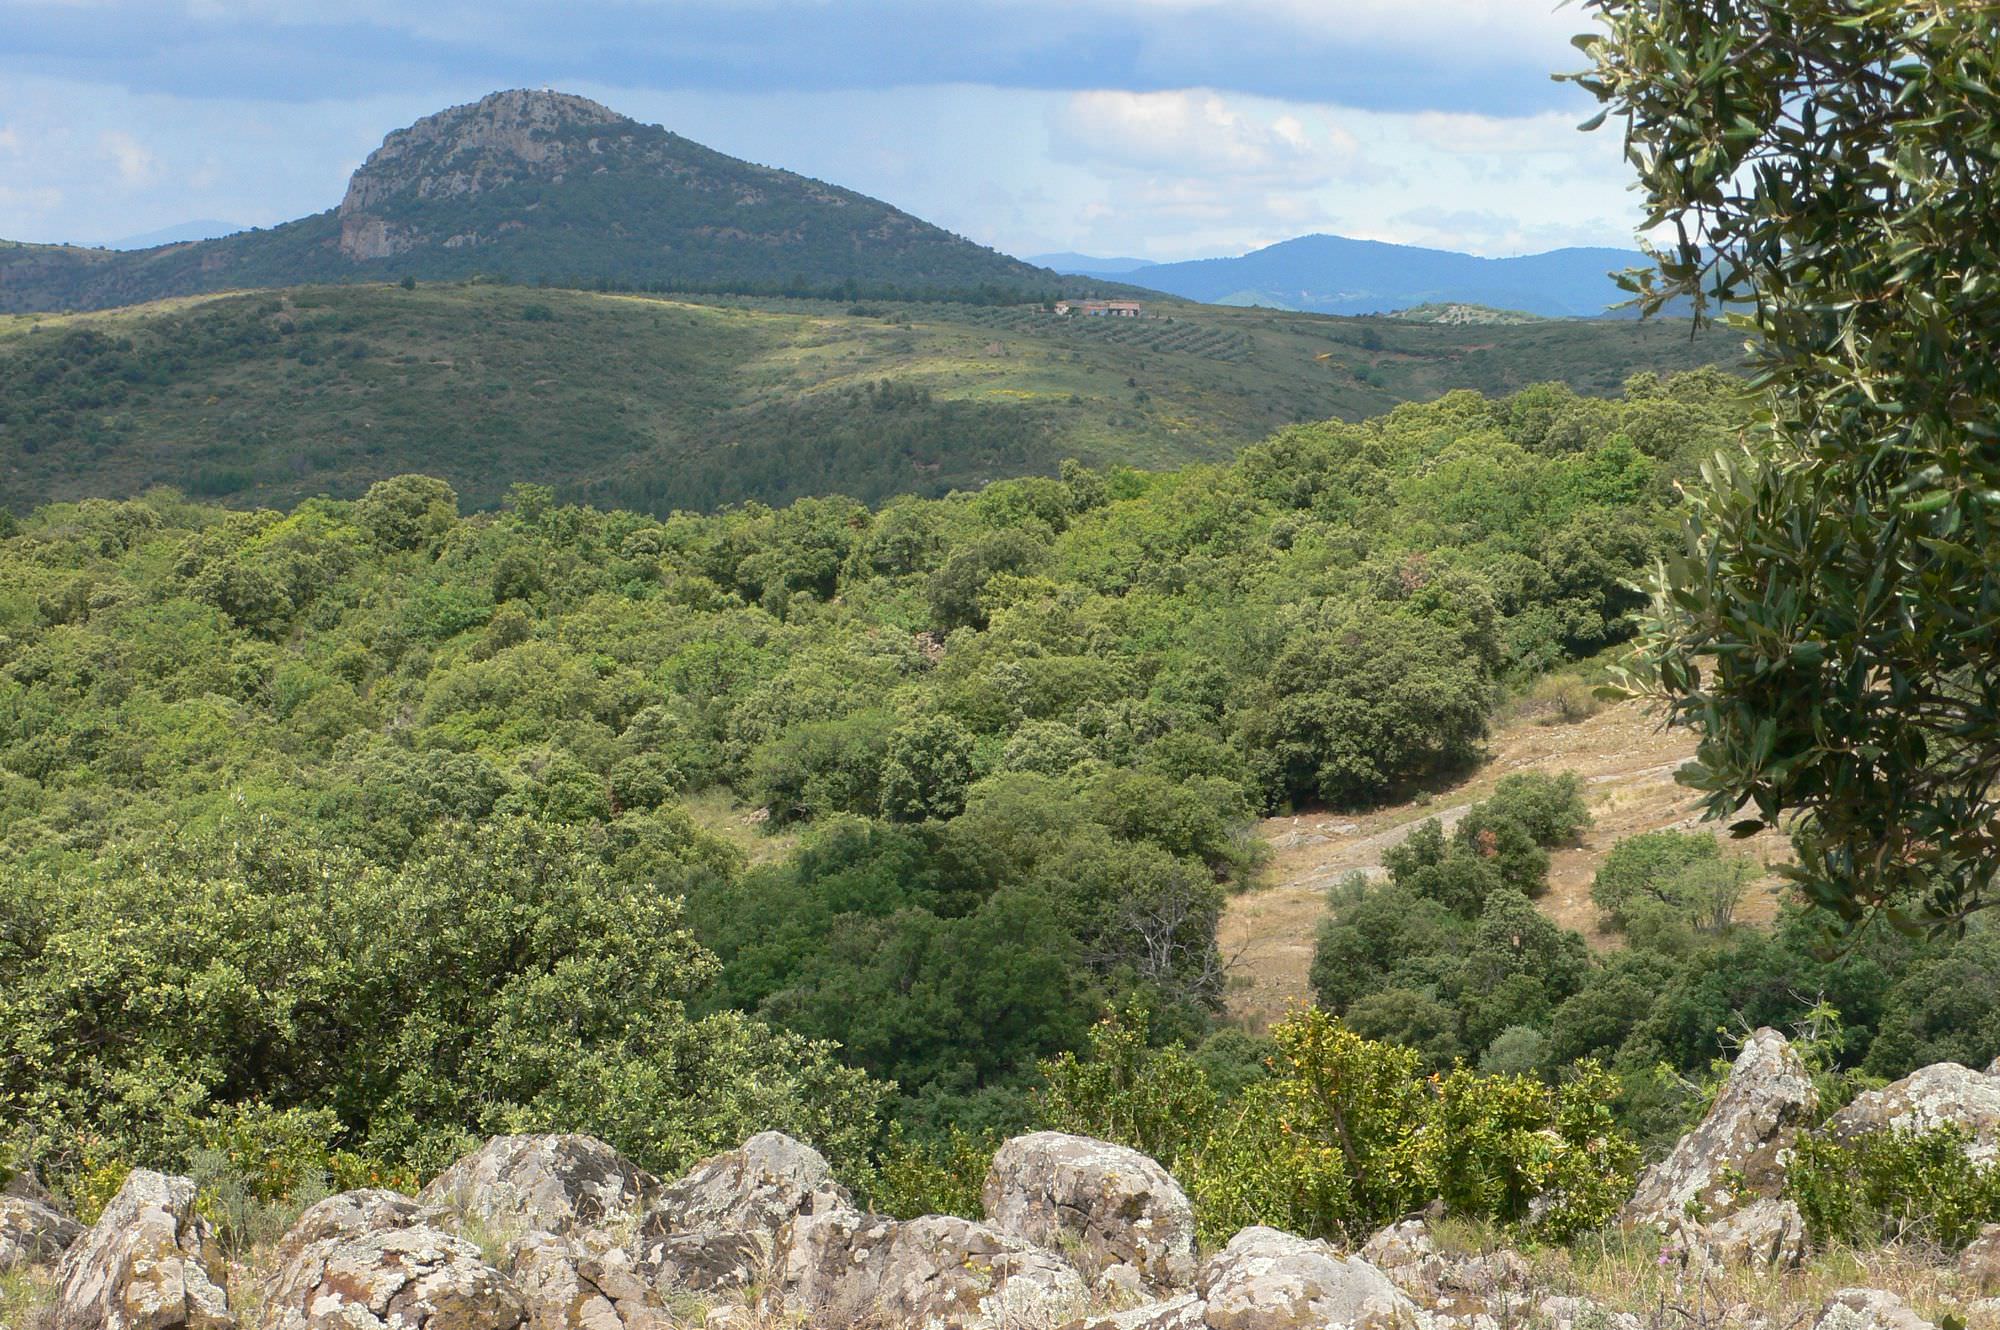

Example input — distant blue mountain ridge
[1031,233,1651,319]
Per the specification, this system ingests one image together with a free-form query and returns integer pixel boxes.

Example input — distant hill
[102,220,247,250]
[0,90,1075,313]
[0,283,1739,515]
[1028,252,1160,275]
[1057,234,1649,318]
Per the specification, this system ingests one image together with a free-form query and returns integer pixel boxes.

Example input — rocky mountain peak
[337,89,638,240]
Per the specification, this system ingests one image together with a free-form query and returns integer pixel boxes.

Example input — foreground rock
[1826,1062,2000,1165]
[1359,1218,1531,1321]
[1962,1224,2000,1295]
[1689,1196,1807,1269]
[508,1231,670,1330]
[264,1220,527,1330]
[637,1131,852,1293]
[1063,1293,1209,1330]
[1621,1028,1817,1230]
[984,1132,1198,1293]
[420,1134,658,1244]
[1812,1289,1935,1330]
[1,1195,82,1273]
[774,1208,1087,1330]
[52,1170,233,1330]
[1199,1226,1421,1330]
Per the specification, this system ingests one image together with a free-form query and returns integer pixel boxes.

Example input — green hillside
[0,282,1738,515]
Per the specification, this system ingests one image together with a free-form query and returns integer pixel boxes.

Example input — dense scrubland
[3,366,1995,1271]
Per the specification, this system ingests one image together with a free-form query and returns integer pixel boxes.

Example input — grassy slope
[0,283,1738,515]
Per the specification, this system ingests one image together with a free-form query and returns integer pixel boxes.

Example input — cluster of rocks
[8,1041,1999,1330]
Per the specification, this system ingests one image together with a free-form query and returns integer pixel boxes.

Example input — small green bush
[1788,1125,2000,1252]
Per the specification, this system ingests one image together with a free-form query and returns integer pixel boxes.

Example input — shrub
[868,1123,997,1221]
[1185,1010,1636,1245]
[1036,1005,1220,1172]
[1591,831,1720,930]
[1788,1126,2000,1253]
[1481,771,1592,847]
[352,474,459,551]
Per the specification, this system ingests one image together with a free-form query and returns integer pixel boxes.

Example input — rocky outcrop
[1359,1218,1531,1322]
[271,1188,434,1262]
[636,1131,850,1293]
[1812,1289,1935,1330]
[1063,1293,1210,1330]
[773,1208,1087,1330]
[507,1231,670,1330]
[983,1132,1198,1293]
[51,1170,233,1330]
[1826,1062,2000,1165]
[650,1131,849,1237]
[263,1221,527,1330]
[0,1194,82,1273]
[1961,1224,2000,1295]
[1199,1226,1421,1330]
[1621,1028,1817,1229]
[339,90,631,218]
[419,1134,657,1245]
[1689,1196,1807,1270]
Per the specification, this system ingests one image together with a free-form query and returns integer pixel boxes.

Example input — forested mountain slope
[0,283,1738,515]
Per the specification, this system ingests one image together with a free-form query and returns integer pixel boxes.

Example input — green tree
[1575,2,2000,927]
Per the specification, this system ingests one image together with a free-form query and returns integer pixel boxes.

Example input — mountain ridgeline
[1044,234,1655,319]
[0,91,1081,313]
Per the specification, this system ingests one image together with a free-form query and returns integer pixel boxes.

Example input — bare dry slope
[1219,699,1792,1031]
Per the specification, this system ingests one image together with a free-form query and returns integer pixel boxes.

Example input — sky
[0,0,1645,261]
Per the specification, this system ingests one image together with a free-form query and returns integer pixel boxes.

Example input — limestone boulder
[1621,1028,1817,1229]
[1199,1226,1423,1330]
[1061,1292,1210,1330]
[51,1169,233,1330]
[1357,1218,1528,1323]
[1,1195,83,1273]
[1960,1224,2000,1296]
[636,1132,850,1293]
[773,1207,1086,1330]
[1826,1063,2000,1165]
[1687,1197,1807,1270]
[4,1167,61,1208]
[262,1222,526,1330]
[507,1231,673,1330]
[983,1132,1198,1292]
[1813,1289,1935,1330]
[649,1132,848,1235]
[271,1188,434,1265]
[420,1136,658,1248]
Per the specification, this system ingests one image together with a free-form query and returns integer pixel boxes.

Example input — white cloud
[99,130,158,186]
[0,126,18,152]
[1051,89,1363,184]
[1411,109,1592,156]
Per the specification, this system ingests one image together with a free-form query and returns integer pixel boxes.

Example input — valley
[1221,693,1794,1032]
[0,281,1734,515]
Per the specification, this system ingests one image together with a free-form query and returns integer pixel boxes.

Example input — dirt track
[1217,699,1791,1031]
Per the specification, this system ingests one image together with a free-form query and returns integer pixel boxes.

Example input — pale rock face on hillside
[337,90,637,259]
